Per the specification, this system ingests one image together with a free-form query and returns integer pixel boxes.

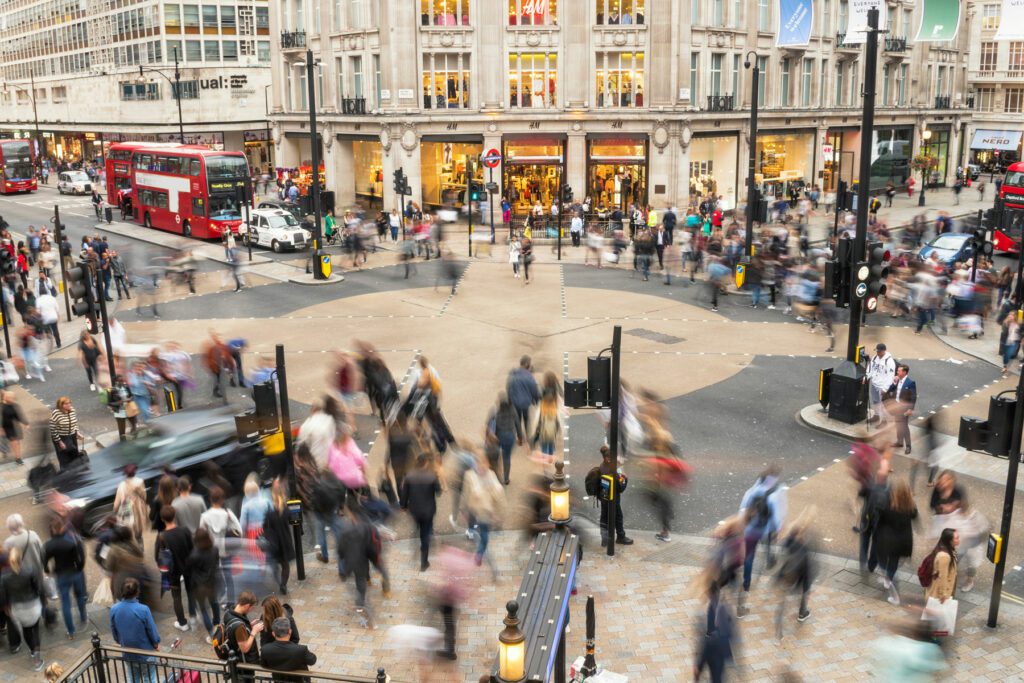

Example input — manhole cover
[625,328,685,345]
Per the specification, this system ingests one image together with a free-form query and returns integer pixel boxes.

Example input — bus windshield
[205,155,248,180]
[209,194,242,219]
[2,141,33,180]
[1005,171,1024,187]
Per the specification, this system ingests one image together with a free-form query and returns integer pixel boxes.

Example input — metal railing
[884,36,907,52]
[58,635,395,683]
[280,30,306,48]
[934,95,952,109]
[340,96,367,114]
[835,32,855,47]
[706,94,734,112]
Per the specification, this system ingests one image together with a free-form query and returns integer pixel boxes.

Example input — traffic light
[562,185,573,203]
[827,237,853,308]
[469,182,484,202]
[864,241,890,313]
[67,261,98,333]
[0,249,15,279]
[393,169,406,195]
[971,227,994,259]
[835,180,848,212]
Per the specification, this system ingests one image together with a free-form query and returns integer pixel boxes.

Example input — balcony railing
[966,95,976,109]
[934,95,952,109]
[884,36,907,52]
[706,94,734,112]
[340,97,367,114]
[280,30,306,48]
[836,32,856,48]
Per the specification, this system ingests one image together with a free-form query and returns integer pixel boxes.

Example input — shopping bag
[0,360,18,384]
[921,596,958,636]
[92,576,114,608]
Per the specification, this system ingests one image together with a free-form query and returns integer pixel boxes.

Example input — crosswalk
[0,189,95,218]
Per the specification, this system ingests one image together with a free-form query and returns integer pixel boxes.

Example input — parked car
[917,232,974,269]
[32,410,283,535]
[966,163,981,181]
[57,171,93,195]
[243,208,311,252]
[256,199,304,222]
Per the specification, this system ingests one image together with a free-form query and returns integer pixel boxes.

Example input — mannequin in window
[435,86,445,108]
[608,10,619,24]
[622,10,633,24]
[510,84,519,107]
[532,87,544,107]
[635,84,643,107]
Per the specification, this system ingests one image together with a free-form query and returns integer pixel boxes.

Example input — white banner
[844,0,887,44]
[996,0,1024,40]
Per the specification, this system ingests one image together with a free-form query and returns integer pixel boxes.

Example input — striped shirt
[49,408,78,441]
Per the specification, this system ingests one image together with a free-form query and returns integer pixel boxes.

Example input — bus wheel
[143,213,152,229]
[182,221,192,237]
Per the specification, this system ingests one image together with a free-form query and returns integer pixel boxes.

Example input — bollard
[91,632,108,683]
[376,667,388,683]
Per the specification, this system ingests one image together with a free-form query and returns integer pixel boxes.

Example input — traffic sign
[856,282,867,298]
[481,148,502,168]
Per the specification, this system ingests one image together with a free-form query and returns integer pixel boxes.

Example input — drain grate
[625,328,685,345]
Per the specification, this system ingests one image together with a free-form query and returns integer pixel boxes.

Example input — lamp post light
[742,51,761,263]
[918,128,933,207]
[138,47,185,144]
[497,600,526,682]
[548,460,571,526]
[2,74,43,176]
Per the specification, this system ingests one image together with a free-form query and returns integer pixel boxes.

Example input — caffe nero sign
[199,75,255,98]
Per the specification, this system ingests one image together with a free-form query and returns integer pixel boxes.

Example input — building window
[838,0,848,33]
[1010,42,1024,74]
[982,4,1000,31]
[335,57,346,101]
[850,60,858,105]
[421,0,470,25]
[977,87,996,111]
[422,53,470,108]
[509,52,557,107]
[710,53,723,96]
[351,55,364,98]
[731,0,742,28]
[936,65,946,97]
[258,41,270,61]
[204,40,220,61]
[801,58,812,107]
[298,64,308,110]
[886,5,895,33]
[167,39,182,60]
[121,82,160,100]
[256,7,269,33]
[185,39,202,61]
[835,61,845,105]
[52,86,67,103]
[374,54,382,108]
[146,41,163,63]
[313,0,321,33]
[1005,88,1024,113]
[296,0,305,31]
[202,5,218,34]
[902,8,911,35]
[819,58,828,107]
[596,51,645,106]
[165,5,181,33]
[756,55,767,105]
[351,0,376,27]
[334,0,343,29]
[595,0,645,25]
[691,0,699,25]
[732,53,740,100]
[713,0,723,25]
[508,0,558,26]
[183,4,200,33]
[757,0,769,31]
[223,40,238,60]
[897,63,907,105]
[173,80,200,99]
[221,6,236,34]
[882,64,890,104]
[980,42,998,73]
[690,52,699,102]
[822,0,830,34]
[780,58,790,106]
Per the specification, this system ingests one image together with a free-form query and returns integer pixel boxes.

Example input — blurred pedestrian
[297,399,337,469]
[107,374,139,441]
[186,527,220,642]
[402,453,441,571]
[870,620,948,679]
[199,486,242,604]
[737,465,786,615]
[386,415,414,508]
[171,475,207,536]
[49,396,82,470]
[110,578,160,682]
[149,474,178,533]
[42,517,87,639]
[239,474,271,561]
[873,478,917,606]
[774,508,815,630]
[0,391,28,465]
[596,445,633,548]
[338,498,376,627]
[154,505,195,633]
[486,393,522,485]
[506,355,540,443]
[858,458,891,573]
[429,546,475,661]
[693,580,735,683]
[462,450,505,576]
[263,478,296,596]
[531,389,561,459]
[113,465,147,547]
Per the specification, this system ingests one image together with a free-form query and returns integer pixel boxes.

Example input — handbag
[42,575,59,601]
[0,360,18,384]
[92,576,114,607]
[125,400,140,418]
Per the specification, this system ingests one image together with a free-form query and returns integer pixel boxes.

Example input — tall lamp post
[2,73,43,175]
[138,47,185,144]
[264,84,273,176]
[305,49,327,280]
[918,128,932,207]
[743,51,761,262]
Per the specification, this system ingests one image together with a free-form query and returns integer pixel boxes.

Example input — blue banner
[777,0,813,46]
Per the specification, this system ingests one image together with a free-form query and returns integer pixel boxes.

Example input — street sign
[822,144,834,157]
[486,181,499,193]
[482,148,502,168]
[856,282,867,298]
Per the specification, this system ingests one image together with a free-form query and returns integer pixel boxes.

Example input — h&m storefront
[586,136,648,211]
[503,136,565,211]
[869,126,914,191]
[689,133,739,208]
[420,136,483,210]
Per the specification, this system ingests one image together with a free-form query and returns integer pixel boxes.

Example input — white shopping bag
[921,596,958,636]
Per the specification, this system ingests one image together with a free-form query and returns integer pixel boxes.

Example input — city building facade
[268,0,977,216]
[0,0,274,170]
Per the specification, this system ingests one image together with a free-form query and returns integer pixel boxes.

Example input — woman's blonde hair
[44,663,64,683]
[244,472,260,497]
[271,477,287,513]
[8,546,22,574]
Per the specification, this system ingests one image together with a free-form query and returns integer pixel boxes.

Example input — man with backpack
[865,343,897,426]
[218,591,264,670]
[737,466,787,616]
[586,446,634,548]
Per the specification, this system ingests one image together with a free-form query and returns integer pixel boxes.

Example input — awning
[970,129,1022,151]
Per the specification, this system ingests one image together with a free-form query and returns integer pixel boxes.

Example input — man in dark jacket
[506,355,540,439]
[887,364,917,455]
[338,499,375,623]
[598,446,633,548]
[260,617,317,683]
[401,453,441,571]
[155,506,195,631]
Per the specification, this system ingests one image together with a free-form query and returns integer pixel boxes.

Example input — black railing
[706,94,734,112]
[884,36,907,52]
[934,95,952,109]
[280,30,306,48]
[340,97,367,114]
[836,32,850,47]
[59,635,396,683]
[966,95,976,109]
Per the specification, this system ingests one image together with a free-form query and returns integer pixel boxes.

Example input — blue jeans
[56,571,87,635]
[126,657,158,683]
[751,284,764,307]
[314,510,341,561]
[498,432,516,482]
[742,530,765,591]
[476,522,491,561]
[1003,342,1020,368]
[539,440,555,456]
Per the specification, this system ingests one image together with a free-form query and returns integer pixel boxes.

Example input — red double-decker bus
[0,139,37,194]
[109,142,249,239]
[995,162,1024,254]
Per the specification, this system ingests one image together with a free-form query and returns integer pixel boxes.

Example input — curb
[287,273,347,286]
[796,404,868,442]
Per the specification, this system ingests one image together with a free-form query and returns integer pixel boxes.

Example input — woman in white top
[509,236,522,278]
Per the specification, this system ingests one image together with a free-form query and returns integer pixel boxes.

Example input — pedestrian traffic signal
[864,241,890,313]
[0,249,14,278]
[67,261,98,333]
[469,182,484,202]
[971,227,994,259]
[983,207,999,229]
[393,169,407,195]
[562,185,573,203]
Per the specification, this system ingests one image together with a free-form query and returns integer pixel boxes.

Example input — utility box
[827,360,867,424]
[987,393,1015,457]
[564,379,587,409]
[958,416,989,452]
[588,355,611,407]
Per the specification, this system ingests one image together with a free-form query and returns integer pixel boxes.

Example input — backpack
[584,467,602,497]
[749,485,778,528]
[309,470,346,515]
[917,550,938,588]
[210,616,243,660]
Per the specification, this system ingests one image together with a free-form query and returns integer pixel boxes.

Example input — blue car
[917,233,974,269]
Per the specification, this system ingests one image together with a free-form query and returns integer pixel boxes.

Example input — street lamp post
[2,76,43,175]
[264,84,273,177]
[743,51,761,262]
[305,49,326,280]
[918,128,932,207]
[138,48,185,144]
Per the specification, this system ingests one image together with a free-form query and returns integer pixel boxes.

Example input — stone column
[566,130,587,203]
[333,137,356,207]
[383,127,422,210]
[477,0,503,109]
[648,0,675,107]
[563,0,587,108]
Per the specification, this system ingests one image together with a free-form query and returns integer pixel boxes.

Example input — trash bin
[958,416,989,452]
[827,360,867,424]
[588,355,611,407]
[564,379,587,409]
[987,393,1015,456]
[104,206,113,224]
